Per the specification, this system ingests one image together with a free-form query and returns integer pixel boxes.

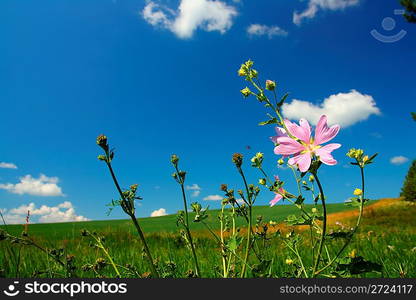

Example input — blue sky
[0,0,415,223]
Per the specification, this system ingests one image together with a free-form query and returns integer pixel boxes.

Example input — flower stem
[238,167,252,278]
[90,233,121,278]
[105,162,159,278]
[314,166,366,276]
[176,167,201,277]
[311,171,327,277]
[220,205,228,278]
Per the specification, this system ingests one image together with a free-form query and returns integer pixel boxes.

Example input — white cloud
[142,0,238,39]
[293,0,359,25]
[282,89,380,127]
[0,162,17,169]
[236,198,245,205]
[203,194,223,201]
[2,201,89,224]
[186,183,201,197]
[150,208,168,217]
[0,174,64,196]
[247,24,288,39]
[390,156,409,165]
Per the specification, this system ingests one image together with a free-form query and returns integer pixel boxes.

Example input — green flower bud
[130,184,138,193]
[245,59,254,68]
[240,87,251,98]
[171,154,179,166]
[232,153,243,168]
[278,158,284,165]
[250,69,258,78]
[238,66,247,77]
[178,171,186,180]
[97,155,107,162]
[308,175,315,182]
[96,134,108,150]
[265,80,276,91]
[220,184,228,192]
[259,178,266,185]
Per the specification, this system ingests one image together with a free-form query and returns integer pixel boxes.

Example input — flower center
[301,140,321,154]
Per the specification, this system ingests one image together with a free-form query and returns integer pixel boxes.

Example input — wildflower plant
[170,154,201,277]
[97,135,159,278]
[237,59,378,277]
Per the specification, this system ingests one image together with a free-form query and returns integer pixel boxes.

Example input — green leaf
[327,231,353,239]
[226,235,243,252]
[252,260,272,277]
[277,93,289,107]
[285,214,312,226]
[337,256,382,275]
[259,117,278,126]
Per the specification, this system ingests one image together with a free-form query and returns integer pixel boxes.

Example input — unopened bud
[232,153,243,168]
[259,178,266,185]
[240,87,251,98]
[265,80,276,91]
[171,154,179,166]
[96,134,108,150]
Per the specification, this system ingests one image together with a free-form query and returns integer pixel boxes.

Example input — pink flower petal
[270,127,287,144]
[314,115,340,145]
[288,153,312,172]
[299,118,311,140]
[274,137,305,155]
[270,193,283,207]
[284,119,311,143]
[315,143,341,166]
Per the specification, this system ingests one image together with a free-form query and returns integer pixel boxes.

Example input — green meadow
[1,199,415,278]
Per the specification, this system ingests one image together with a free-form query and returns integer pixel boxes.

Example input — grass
[0,198,415,278]
[1,202,363,238]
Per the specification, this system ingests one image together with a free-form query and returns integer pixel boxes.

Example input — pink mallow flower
[270,127,287,144]
[274,115,341,173]
[270,175,286,207]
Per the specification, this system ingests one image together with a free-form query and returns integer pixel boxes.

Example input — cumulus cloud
[203,194,223,201]
[142,0,238,39]
[281,90,380,127]
[0,174,64,196]
[150,208,168,217]
[186,184,202,197]
[293,0,359,25]
[390,156,409,165]
[247,24,288,39]
[2,201,89,224]
[0,162,18,169]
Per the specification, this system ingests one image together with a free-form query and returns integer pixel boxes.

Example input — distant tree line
[400,112,416,202]
[401,0,416,23]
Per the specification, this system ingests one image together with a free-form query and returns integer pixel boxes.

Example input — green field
[1,199,415,278]
[2,202,359,238]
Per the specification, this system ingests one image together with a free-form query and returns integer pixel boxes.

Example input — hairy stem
[105,162,159,278]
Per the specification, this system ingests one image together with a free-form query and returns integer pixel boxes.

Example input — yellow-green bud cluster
[240,87,252,98]
[347,148,364,160]
[237,60,258,79]
[251,152,264,168]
